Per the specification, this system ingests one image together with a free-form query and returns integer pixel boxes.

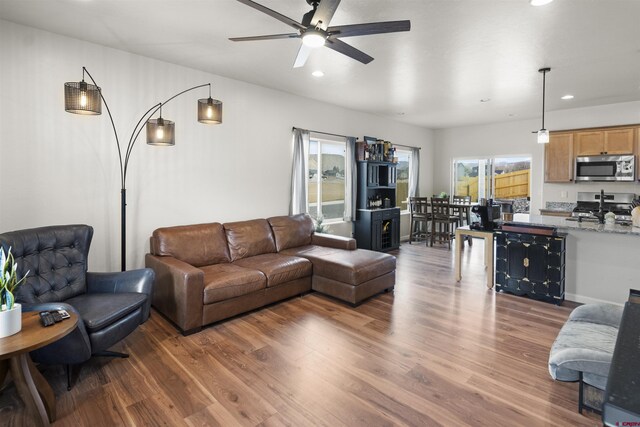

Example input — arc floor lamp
[64,66,222,271]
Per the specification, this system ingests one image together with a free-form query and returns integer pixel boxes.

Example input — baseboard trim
[565,293,624,306]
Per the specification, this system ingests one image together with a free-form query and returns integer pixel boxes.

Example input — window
[395,148,411,212]
[452,156,531,213]
[308,137,346,222]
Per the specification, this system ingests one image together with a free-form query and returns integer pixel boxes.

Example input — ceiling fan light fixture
[302,29,326,48]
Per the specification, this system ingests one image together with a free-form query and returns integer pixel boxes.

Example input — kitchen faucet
[591,189,606,224]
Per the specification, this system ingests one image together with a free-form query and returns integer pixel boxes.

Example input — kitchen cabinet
[575,128,635,156]
[494,230,566,305]
[545,133,574,183]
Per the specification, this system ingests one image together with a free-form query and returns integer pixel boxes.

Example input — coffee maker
[471,202,501,231]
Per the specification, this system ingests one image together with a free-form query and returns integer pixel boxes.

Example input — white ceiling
[1,0,640,129]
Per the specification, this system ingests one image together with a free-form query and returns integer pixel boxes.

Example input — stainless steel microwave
[575,155,635,182]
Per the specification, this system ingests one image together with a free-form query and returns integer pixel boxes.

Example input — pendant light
[146,104,175,146]
[64,68,102,115]
[197,84,223,124]
[537,67,551,144]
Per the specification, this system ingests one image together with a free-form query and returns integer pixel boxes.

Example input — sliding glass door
[452,156,531,213]
[452,158,492,202]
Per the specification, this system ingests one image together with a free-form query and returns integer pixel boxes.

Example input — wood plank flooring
[0,241,601,426]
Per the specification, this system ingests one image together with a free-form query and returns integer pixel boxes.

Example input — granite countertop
[506,214,640,236]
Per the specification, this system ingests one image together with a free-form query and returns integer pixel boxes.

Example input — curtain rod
[292,127,355,140]
[292,127,421,150]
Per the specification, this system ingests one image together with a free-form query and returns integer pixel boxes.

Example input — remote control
[52,311,63,323]
[39,311,55,327]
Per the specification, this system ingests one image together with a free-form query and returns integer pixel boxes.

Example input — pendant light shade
[197,97,223,124]
[64,80,102,115]
[537,67,551,144]
[147,116,175,146]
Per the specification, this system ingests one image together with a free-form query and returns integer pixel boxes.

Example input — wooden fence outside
[455,169,530,201]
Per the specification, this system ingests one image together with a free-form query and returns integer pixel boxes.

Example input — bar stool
[431,197,458,249]
[409,197,431,244]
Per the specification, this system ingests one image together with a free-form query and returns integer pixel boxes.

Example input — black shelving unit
[355,161,400,252]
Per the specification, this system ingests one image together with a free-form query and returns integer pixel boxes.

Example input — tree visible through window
[308,138,346,221]
[395,149,411,212]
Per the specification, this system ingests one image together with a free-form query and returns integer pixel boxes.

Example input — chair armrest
[86,269,154,295]
[312,233,357,250]
[87,269,155,322]
[145,254,204,333]
[22,302,92,365]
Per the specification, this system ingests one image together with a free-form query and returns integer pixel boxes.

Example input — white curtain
[344,137,357,221]
[409,147,420,197]
[289,128,310,215]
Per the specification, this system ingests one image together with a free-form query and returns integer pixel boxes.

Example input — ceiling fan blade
[229,33,300,42]
[293,44,313,68]
[311,0,341,30]
[328,20,411,38]
[325,38,373,64]
[235,0,305,31]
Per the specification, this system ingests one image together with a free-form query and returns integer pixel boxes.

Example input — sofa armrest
[145,254,204,333]
[312,233,357,250]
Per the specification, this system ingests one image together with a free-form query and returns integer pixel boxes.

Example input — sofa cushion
[224,219,277,262]
[283,247,396,286]
[152,223,230,267]
[66,292,147,333]
[233,254,312,287]
[201,264,266,305]
[267,214,314,252]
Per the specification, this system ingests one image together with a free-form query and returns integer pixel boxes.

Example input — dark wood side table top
[0,311,79,426]
[603,302,640,426]
[0,311,78,359]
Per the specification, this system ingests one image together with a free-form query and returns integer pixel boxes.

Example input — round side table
[0,311,78,427]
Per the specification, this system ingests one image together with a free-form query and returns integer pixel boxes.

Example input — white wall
[434,101,640,213]
[0,20,435,271]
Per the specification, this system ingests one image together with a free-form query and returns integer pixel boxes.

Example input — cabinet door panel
[576,131,604,156]
[604,128,635,154]
[545,133,574,182]
[506,242,527,280]
[527,244,548,283]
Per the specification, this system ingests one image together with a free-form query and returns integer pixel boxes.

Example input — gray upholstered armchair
[0,224,154,389]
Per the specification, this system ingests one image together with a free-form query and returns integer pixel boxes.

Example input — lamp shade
[197,98,222,124]
[537,129,549,144]
[146,117,175,146]
[64,80,101,115]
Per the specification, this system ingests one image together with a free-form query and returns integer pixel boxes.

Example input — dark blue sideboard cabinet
[494,230,566,304]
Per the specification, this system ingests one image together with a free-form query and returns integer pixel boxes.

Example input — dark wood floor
[1,241,600,426]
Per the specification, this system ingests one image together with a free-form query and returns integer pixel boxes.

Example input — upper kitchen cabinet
[575,128,636,156]
[545,133,574,183]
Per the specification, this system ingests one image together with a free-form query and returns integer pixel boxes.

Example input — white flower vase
[0,303,22,338]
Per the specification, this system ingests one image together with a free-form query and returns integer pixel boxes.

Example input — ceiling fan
[229,0,411,68]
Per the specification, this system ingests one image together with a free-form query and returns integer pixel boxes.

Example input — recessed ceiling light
[480,98,491,103]
[312,70,324,77]
[530,0,554,6]
[561,94,574,100]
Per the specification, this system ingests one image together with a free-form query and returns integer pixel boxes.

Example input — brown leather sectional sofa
[145,214,396,335]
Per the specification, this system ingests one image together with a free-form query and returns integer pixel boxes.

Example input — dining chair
[430,197,458,249]
[409,197,431,244]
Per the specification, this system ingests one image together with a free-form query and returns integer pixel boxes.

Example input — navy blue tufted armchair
[0,224,154,389]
